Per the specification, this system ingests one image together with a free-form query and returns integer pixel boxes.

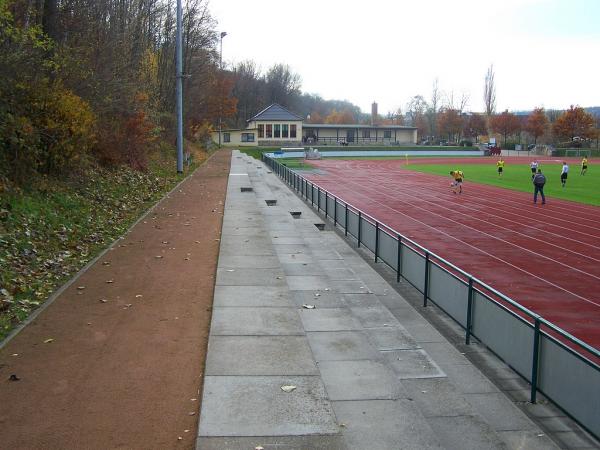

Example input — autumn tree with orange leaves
[324,109,356,124]
[463,114,487,143]
[553,106,596,141]
[489,110,521,145]
[437,108,463,143]
[524,108,549,144]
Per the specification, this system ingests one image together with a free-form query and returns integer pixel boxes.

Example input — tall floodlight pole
[218,31,227,148]
[176,0,184,173]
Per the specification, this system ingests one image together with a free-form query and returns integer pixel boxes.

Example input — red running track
[303,158,600,352]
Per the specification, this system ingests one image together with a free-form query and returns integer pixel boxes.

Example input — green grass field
[406,163,600,206]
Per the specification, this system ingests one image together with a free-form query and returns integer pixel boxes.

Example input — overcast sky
[210,0,600,115]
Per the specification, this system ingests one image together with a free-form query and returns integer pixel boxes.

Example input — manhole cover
[314,223,325,231]
[241,187,253,192]
[265,199,277,206]
[290,211,302,219]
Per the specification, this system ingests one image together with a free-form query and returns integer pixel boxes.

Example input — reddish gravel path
[0,150,230,449]
[304,158,600,352]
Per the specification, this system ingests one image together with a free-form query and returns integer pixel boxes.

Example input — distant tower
[371,102,378,125]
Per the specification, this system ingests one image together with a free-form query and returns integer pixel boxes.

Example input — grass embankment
[406,163,600,206]
[0,147,205,340]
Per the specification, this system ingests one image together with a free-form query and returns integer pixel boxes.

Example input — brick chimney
[371,101,378,126]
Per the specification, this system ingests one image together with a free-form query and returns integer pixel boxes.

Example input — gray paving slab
[299,308,362,332]
[349,305,401,328]
[286,275,330,290]
[382,349,447,379]
[426,415,509,450]
[277,252,314,264]
[281,262,324,276]
[218,254,281,269]
[215,268,285,286]
[205,336,318,376]
[442,363,502,394]
[319,360,403,400]
[290,291,347,308]
[365,326,421,350]
[321,267,357,280]
[196,435,346,450]
[342,293,380,307]
[495,430,560,450]
[464,392,540,431]
[333,400,444,450]
[210,307,304,335]
[219,240,276,256]
[273,244,309,255]
[400,378,474,417]
[420,341,471,366]
[213,285,291,307]
[329,280,372,293]
[307,331,380,361]
[199,376,339,437]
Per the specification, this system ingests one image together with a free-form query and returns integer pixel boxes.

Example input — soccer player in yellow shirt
[449,170,464,194]
[497,158,505,177]
[581,157,588,175]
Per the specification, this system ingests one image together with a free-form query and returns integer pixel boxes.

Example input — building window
[282,124,289,138]
[290,124,297,138]
[266,124,272,138]
[223,132,230,143]
[241,133,255,142]
[384,130,392,139]
[258,124,264,138]
[362,130,370,138]
[274,124,281,138]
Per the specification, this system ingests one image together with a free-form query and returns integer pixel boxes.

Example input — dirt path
[0,150,231,449]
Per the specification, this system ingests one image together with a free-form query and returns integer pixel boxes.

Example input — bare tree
[484,64,496,116]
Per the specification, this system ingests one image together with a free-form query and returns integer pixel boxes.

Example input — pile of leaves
[0,149,204,340]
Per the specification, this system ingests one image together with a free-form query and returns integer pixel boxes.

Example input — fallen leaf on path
[135,294,143,298]
[77,286,85,290]
[302,304,316,309]
[9,374,20,381]
[188,411,196,416]
[106,280,114,284]
[44,338,54,344]
[155,255,163,259]
[11,354,18,357]
[99,299,108,303]
[280,385,297,393]
[255,447,264,450]
[102,261,110,266]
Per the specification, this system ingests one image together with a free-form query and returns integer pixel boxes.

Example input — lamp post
[218,31,227,148]
[175,0,183,173]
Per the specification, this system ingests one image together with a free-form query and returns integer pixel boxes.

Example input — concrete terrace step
[196,151,577,450]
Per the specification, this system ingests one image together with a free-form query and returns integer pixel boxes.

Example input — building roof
[303,124,417,130]
[247,103,303,122]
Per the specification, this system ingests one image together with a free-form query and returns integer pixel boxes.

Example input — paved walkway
[197,151,598,449]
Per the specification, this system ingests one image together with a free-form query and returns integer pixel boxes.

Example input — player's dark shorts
[531,167,537,173]
[455,179,463,183]
[582,165,588,170]
[561,173,568,180]
[498,167,503,173]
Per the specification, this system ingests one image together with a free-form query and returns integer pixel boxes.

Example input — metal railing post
[345,203,348,236]
[466,277,474,345]
[311,184,314,206]
[396,234,402,282]
[375,222,379,262]
[423,252,430,307]
[530,318,541,403]
[325,192,328,218]
[334,197,337,226]
[317,187,321,211]
[357,211,362,247]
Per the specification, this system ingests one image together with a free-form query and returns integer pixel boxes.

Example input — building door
[346,130,355,143]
